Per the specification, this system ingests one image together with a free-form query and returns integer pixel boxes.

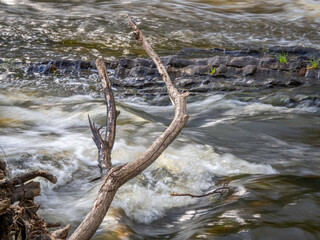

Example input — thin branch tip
[170,182,230,198]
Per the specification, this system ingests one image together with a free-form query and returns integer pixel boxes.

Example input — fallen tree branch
[0,198,10,215]
[51,224,71,239]
[0,158,6,171]
[0,162,64,239]
[9,181,41,203]
[0,170,57,188]
[0,158,6,180]
[69,17,189,240]
[171,182,230,198]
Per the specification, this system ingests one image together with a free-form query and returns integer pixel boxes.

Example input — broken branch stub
[89,58,118,174]
[69,17,189,240]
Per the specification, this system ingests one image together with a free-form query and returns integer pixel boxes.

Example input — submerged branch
[171,182,230,198]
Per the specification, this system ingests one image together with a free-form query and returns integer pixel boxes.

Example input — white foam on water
[0,0,17,5]
[109,143,277,224]
[0,91,278,226]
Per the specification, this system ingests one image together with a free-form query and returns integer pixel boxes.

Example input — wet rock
[266,80,287,88]
[288,56,308,70]
[79,61,93,69]
[229,56,259,67]
[115,67,127,78]
[135,58,153,68]
[224,66,243,77]
[242,65,257,76]
[268,46,320,57]
[260,57,279,69]
[195,59,208,65]
[160,56,194,68]
[131,66,158,77]
[175,78,196,87]
[118,58,135,69]
[180,65,198,76]
[177,47,263,58]
[256,67,270,76]
[128,66,149,77]
[172,58,194,68]
[287,78,303,86]
[216,64,228,75]
[108,60,119,69]
[195,66,211,75]
[208,56,227,67]
[305,69,320,79]
[23,46,320,99]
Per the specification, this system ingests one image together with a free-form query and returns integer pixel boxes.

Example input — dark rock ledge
[24,46,320,97]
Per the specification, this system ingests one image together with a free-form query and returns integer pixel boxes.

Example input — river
[0,1,320,239]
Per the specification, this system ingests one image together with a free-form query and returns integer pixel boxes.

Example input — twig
[171,182,230,198]
[46,222,62,228]
[0,146,8,162]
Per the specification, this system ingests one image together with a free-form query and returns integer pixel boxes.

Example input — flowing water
[0,1,320,239]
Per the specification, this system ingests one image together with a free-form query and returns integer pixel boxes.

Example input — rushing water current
[1,1,320,240]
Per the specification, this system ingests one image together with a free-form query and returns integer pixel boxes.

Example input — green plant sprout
[209,193,215,200]
[207,67,216,75]
[308,57,319,69]
[278,51,288,64]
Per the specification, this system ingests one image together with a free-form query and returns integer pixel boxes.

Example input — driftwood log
[0,158,70,240]
[68,17,189,240]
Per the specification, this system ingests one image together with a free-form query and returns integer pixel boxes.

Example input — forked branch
[69,17,189,240]
[89,58,118,174]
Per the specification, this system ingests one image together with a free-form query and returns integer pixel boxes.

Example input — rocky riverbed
[21,46,320,106]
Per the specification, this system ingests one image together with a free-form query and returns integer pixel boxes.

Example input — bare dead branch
[171,182,230,198]
[0,159,6,179]
[0,170,5,180]
[0,158,6,171]
[9,181,41,203]
[88,59,118,174]
[51,224,71,239]
[0,170,57,188]
[128,17,181,106]
[46,222,62,228]
[88,115,108,173]
[69,17,189,240]
[0,198,10,215]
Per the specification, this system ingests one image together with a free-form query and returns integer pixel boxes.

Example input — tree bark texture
[89,58,118,174]
[69,17,189,240]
